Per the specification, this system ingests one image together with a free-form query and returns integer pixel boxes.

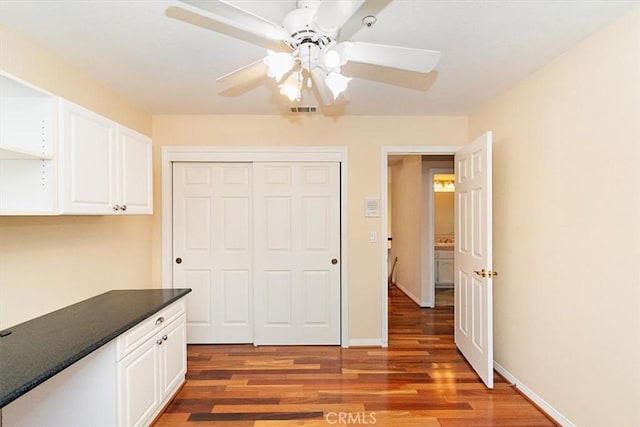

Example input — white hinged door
[454,131,494,388]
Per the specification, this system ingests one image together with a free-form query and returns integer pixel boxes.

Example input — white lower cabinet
[117,337,160,427]
[435,250,454,286]
[117,305,187,427]
[161,315,188,397]
[1,298,187,427]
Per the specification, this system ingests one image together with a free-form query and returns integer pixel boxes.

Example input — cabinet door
[117,338,160,427]
[160,314,187,398]
[439,259,455,285]
[117,125,153,214]
[60,100,117,214]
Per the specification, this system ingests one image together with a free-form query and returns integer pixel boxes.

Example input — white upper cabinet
[0,72,152,216]
[0,74,58,215]
[59,100,118,214]
[59,100,152,215]
[118,125,153,214]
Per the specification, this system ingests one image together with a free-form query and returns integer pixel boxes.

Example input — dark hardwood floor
[154,287,556,426]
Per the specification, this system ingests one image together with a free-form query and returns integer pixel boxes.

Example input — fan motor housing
[284,5,335,46]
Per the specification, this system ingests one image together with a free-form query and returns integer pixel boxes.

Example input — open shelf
[0,145,54,160]
[0,72,57,215]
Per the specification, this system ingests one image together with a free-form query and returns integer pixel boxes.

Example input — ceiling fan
[167,0,441,106]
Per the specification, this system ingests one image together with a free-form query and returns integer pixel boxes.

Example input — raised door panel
[117,338,160,427]
[118,125,152,214]
[60,100,117,214]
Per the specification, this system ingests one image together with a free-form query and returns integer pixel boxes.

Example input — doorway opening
[380,146,460,346]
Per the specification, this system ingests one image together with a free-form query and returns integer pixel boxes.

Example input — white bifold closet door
[172,162,340,345]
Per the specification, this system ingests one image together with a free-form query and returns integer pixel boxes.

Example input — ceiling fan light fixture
[264,50,295,82]
[325,71,350,99]
[279,71,302,101]
[323,50,341,69]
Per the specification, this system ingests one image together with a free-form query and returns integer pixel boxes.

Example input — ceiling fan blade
[310,69,335,105]
[313,0,366,35]
[178,0,291,42]
[167,7,290,51]
[217,59,267,86]
[340,41,441,74]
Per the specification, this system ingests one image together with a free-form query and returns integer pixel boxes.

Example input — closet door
[172,162,252,343]
[253,162,341,345]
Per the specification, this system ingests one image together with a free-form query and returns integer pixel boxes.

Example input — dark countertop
[0,288,191,408]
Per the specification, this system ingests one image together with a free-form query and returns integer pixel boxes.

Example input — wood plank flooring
[154,288,556,426]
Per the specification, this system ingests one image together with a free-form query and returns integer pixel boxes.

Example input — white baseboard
[394,283,430,307]
[347,338,384,347]
[494,362,575,427]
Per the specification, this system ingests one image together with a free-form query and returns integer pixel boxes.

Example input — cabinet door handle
[155,316,165,325]
[156,339,163,345]
[121,204,127,211]
[113,204,120,211]
[162,335,168,341]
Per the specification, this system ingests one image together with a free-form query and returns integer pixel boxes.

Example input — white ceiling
[0,0,637,116]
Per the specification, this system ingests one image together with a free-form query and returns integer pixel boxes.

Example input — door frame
[380,146,461,346]
[161,146,349,346]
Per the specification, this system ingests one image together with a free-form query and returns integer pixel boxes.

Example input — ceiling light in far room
[264,50,295,82]
[325,71,351,99]
[434,174,455,192]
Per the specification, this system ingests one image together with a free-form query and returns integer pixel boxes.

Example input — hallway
[154,288,556,426]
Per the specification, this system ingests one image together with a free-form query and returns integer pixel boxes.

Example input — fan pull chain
[307,44,313,88]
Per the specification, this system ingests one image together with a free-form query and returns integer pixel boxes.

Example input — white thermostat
[364,198,380,217]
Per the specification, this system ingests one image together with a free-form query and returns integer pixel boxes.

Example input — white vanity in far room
[435,235,454,287]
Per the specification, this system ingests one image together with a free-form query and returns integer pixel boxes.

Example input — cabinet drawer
[435,250,454,260]
[116,299,185,361]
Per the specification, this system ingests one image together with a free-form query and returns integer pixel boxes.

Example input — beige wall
[0,26,153,328]
[390,156,424,304]
[152,115,468,341]
[469,6,640,426]
[434,193,454,236]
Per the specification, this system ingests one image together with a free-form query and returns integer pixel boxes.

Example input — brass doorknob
[175,257,182,264]
[474,269,486,277]
[474,269,498,278]
[331,258,338,265]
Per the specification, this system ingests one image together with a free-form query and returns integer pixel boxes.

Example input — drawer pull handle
[156,339,163,345]
[155,316,165,325]
[162,335,168,341]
